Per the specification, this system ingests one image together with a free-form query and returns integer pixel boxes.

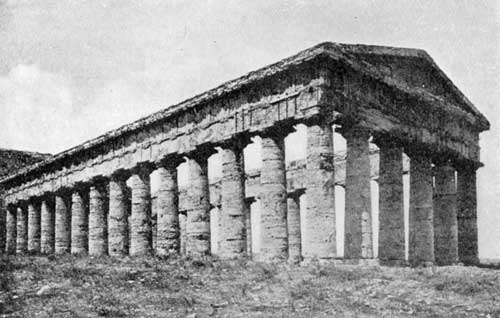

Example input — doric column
[6,206,17,254]
[108,171,130,256]
[179,212,187,255]
[456,163,479,265]
[89,179,108,256]
[343,126,373,260]
[245,198,255,258]
[129,164,152,256]
[408,153,435,266]
[155,156,182,256]
[259,131,288,262]
[219,139,248,259]
[55,192,71,254]
[287,192,302,263]
[27,201,41,253]
[304,122,335,259]
[376,138,405,264]
[0,204,5,254]
[433,163,458,265]
[71,188,88,255]
[186,150,212,257]
[40,198,55,254]
[16,204,28,254]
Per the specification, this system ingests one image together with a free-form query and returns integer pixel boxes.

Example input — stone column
[245,198,254,258]
[108,172,129,256]
[219,140,247,258]
[16,204,28,254]
[433,163,458,265]
[408,154,435,266]
[27,201,41,253]
[287,193,302,263]
[304,123,336,259]
[55,193,71,254]
[0,204,5,254]
[6,206,17,254]
[456,163,479,265]
[130,164,152,256]
[71,189,88,255]
[259,132,288,262]
[186,152,212,257]
[155,157,182,256]
[344,127,373,260]
[40,199,55,254]
[89,180,107,256]
[377,140,405,264]
[179,212,187,255]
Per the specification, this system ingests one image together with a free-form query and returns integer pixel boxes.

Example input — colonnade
[1,122,479,266]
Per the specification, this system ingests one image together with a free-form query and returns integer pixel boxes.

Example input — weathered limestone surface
[6,207,16,254]
[108,176,129,256]
[433,164,458,265]
[259,134,288,262]
[179,212,186,255]
[219,144,247,258]
[457,165,479,265]
[40,200,55,254]
[287,195,301,263]
[16,206,27,254]
[304,123,335,259]
[71,190,87,254]
[378,144,405,264]
[186,157,211,257]
[155,163,180,256]
[27,202,41,253]
[344,128,373,259]
[55,194,70,254]
[89,184,107,255]
[409,154,435,266]
[130,168,151,256]
[245,198,254,257]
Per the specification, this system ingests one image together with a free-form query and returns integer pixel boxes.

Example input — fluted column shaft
[219,144,247,258]
[27,202,41,253]
[179,212,187,255]
[287,194,301,263]
[245,199,253,257]
[304,123,335,259]
[55,194,71,254]
[433,164,458,265]
[71,190,87,254]
[89,183,107,256]
[186,156,211,257]
[378,143,405,264]
[40,200,55,254]
[130,167,151,256]
[457,164,479,265]
[108,175,129,256]
[259,134,288,262]
[344,127,373,259]
[0,205,5,253]
[409,154,435,266]
[155,162,180,256]
[6,207,16,254]
[16,205,27,254]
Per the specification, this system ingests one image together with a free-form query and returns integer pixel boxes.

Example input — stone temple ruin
[0,42,490,266]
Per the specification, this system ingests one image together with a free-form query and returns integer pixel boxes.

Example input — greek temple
[0,42,490,266]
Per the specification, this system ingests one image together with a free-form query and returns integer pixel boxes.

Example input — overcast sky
[0,0,498,259]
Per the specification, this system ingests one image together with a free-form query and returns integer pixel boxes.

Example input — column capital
[185,144,217,163]
[110,169,131,182]
[287,189,305,201]
[371,132,403,149]
[259,124,296,140]
[155,154,184,171]
[131,161,155,177]
[453,159,482,172]
[218,133,252,152]
[337,124,371,140]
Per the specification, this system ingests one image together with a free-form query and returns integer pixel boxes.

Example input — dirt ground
[0,255,499,317]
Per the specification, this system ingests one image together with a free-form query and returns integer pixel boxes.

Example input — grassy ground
[0,255,499,318]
